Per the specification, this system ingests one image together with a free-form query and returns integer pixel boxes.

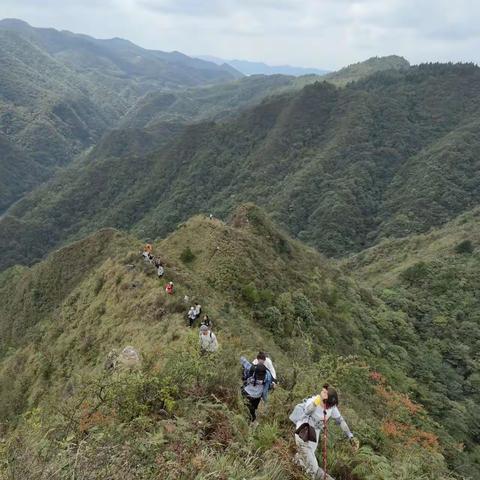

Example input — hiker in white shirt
[290,384,359,480]
[199,324,218,353]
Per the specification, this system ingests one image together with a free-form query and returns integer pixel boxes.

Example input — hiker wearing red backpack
[290,384,359,480]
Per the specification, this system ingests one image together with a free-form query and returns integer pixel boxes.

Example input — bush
[180,246,196,263]
[241,282,260,305]
[455,240,474,254]
[262,306,283,334]
[400,261,430,285]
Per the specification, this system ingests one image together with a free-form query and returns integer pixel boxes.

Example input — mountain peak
[0,18,31,27]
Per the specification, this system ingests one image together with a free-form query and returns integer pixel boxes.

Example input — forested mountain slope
[2,63,480,270]
[0,19,240,212]
[0,19,239,90]
[0,205,474,478]
[119,74,306,128]
[322,55,410,86]
[120,56,410,129]
[344,208,480,474]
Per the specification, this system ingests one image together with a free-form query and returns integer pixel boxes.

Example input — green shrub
[263,306,283,334]
[400,261,430,285]
[180,246,196,263]
[455,239,474,254]
[242,282,260,305]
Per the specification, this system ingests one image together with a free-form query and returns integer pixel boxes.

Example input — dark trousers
[243,392,261,422]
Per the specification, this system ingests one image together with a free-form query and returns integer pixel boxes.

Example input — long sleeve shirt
[240,357,272,401]
[199,331,218,352]
[252,357,277,381]
[295,395,353,443]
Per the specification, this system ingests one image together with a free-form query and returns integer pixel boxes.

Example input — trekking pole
[323,410,328,480]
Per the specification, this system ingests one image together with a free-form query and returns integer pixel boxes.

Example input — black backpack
[243,364,267,386]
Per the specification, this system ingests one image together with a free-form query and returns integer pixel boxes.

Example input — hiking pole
[323,410,328,480]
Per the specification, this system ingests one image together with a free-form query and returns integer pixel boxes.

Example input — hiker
[252,351,277,388]
[290,384,359,480]
[199,324,218,353]
[194,302,202,319]
[165,281,174,295]
[154,258,164,277]
[143,244,153,260]
[201,314,212,328]
[240,356,272,423]
[187,306,197,327]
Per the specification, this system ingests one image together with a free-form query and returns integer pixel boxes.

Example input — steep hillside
[0,19,240,212]
[120,55,411,129]
[120,74,304,128]
[344,208,480,475]
[0,19,240,89]
[0,28,125,210]
[0,206,471,478]
[0,133,48,212]
[3,63,480,269]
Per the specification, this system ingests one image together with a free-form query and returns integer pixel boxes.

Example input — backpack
[243,364,267,386]
[289,399,308,424]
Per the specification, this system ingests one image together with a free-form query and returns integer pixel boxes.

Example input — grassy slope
[0,205,471,479]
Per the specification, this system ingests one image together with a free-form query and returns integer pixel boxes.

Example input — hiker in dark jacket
[201,314,212,328]
[240,356,272,423]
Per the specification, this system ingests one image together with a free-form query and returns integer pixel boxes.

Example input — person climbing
[240,356,272,423]
[199,324,218,353]
[165,281,174,295]
[143,243,153,260]
[154,258,164,277]
[290,384,359,480]
[187,306,197,327]
[194,302,202,319]
[201,314,212,328]
[252,351,277,386]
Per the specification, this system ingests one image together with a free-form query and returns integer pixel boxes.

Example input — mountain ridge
[0,18,242,212]
[0,204,476,477]
[2,63,480,270]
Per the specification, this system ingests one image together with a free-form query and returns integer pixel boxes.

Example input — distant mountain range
[198,55,330,76]
[5,61,480,273]
[0,18,241,212]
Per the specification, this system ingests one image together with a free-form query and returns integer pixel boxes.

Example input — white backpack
[289,399,308,424]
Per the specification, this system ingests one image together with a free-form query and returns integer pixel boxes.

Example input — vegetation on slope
[0,19,240,212]
[344,208,480,477]
[0,205,475,478]
[119,55,410,129]
[322,56,410,86]
[3,63,480,269]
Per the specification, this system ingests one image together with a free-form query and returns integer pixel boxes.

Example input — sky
[1,0,480,70]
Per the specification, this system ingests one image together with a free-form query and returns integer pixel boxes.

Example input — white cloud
[0,0,479,69]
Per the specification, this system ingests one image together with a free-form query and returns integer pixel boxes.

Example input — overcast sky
[2,0,480,70]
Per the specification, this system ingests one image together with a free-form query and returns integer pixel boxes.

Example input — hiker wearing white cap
[199,324,218,353]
